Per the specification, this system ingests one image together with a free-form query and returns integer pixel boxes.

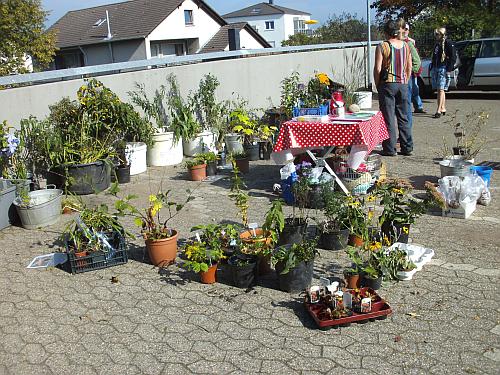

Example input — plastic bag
[307,167,324,184]
[437,174,485,209]
[280,162,296,180]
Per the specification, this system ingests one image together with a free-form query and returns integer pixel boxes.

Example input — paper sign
[343,291,353,309]
[27,253,68,269]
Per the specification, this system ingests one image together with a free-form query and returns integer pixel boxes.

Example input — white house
[48,0,270,69]
[222,0,311,47]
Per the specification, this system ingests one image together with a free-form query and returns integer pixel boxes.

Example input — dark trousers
[378,82,413,154]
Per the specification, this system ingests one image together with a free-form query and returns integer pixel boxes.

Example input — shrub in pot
[382,247,417,281]
[375,178,428,245]
[317,186,351,250]
[182,240,225,284]
[113,186,195,267]
[279,174,310,246]
[191,223,240,261]
[230,107,277,161]
[185,157,207,181]
[271,239,319,293]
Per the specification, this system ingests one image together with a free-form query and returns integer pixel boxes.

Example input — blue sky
[42,0,377,27]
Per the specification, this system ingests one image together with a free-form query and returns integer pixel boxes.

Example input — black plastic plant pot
[58,160,111,195]
[361,275,383,290]
[381,222,410,244]
[307,184,324,209]
[319,228,349,250]
[275,260,314,293]
[228,254,258,288]
[259,141,273,160]
[244,144,260,161]
[116,164,131,184]
[206,161,217,176]
[278,218,308,246]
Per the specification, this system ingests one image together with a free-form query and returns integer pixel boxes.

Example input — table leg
[306,150,350,195]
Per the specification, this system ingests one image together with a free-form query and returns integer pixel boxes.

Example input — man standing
[404,24,426,114]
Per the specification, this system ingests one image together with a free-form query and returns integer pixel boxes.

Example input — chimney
[269,0,274,4]
[228,28,240,51]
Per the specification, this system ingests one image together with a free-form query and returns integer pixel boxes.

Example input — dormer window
[184,10,193,25]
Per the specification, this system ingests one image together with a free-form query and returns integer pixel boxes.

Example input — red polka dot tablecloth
[273,111,389,154]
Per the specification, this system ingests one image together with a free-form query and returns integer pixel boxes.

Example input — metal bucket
[439,158,473,178]
[14,187,63,229]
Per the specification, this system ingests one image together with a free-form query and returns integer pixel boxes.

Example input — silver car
[419,37,500,96]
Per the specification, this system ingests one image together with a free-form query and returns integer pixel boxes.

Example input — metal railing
[0,41,378,88]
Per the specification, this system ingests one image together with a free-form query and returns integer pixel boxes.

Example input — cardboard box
[442,200,477,219]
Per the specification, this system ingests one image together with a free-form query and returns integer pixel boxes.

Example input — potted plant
[271,239,319,293]
[182,240,225,284]
[113,186,195,267]
[185,157,207,181]
[62,204,130,273]
[317,186,350,250]
[229,107,277,161]
[230,151,250,174]
[375,179,428,245]
[344,247,363,289]
[227,252,258,288]
[382,247,417,281]
[128,75,192,167]
[191,223,240,260]
[189,73,229,154]
[197,151,218,176]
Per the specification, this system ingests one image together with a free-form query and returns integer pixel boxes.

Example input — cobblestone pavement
[0,93,499,375]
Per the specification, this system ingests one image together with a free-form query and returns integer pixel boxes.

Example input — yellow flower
[367,195,376,202]
[316,73,330,85]
[383,235,391,246]
[368,241,382,251]
[402,226,409,234]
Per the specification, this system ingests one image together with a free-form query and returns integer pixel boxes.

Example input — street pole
[367,0,372,91]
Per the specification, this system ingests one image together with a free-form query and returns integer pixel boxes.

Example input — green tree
[372,0,499,50]
[0,0,57,75]
[281,13,383,47]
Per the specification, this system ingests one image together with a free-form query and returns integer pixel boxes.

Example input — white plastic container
[125,142,147,175]
[147,132,183,166]
[354,91,373,109]
[182,131,216,156]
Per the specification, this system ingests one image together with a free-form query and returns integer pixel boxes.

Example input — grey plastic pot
[14,187,63,229]
[225,133,244,154]
[0,179,30,230]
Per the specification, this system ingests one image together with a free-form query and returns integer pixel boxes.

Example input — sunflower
[316,73,330,85]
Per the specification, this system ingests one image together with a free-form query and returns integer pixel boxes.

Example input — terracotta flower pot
[189,164,207,181]
[239,228,272,246]
[344,272,361,289]
[145,230,179,267]
[348,234,364,247]
[200,264,218,284]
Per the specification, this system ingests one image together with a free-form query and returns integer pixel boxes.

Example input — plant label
[195,232,202,243]
[343,291,352,309]
[361,297,372,313]
[309,286,321,304]
[248,222,259,237]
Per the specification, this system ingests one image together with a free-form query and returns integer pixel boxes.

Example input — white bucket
[354,91,372,109]
[147,132,183,166]
[125,142,147,175]
[182,131,216,156]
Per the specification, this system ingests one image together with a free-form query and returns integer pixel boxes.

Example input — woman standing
[374,19,413,156]
[431,27,456,118]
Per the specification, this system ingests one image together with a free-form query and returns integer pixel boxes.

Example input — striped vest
[381,41,410,83]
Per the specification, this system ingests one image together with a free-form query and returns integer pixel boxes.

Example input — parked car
[419,37,500,97]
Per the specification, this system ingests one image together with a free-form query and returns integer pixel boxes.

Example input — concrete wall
[0,45,374,127]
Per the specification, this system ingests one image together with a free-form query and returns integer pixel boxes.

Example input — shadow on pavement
[272,298,317,330]
[409,175,439,189]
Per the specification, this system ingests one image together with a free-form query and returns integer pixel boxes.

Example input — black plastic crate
[64,232,128,274]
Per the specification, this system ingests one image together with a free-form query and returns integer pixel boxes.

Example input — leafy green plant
[345,247,363,275]
[62,203,130,253]
[381,247,416,280]
[182,240,224,273]
[271,239,319,274]
[191,223,240,249]
[280,71,306,118]
[229,107,277,146]
[113,185,195,240]
[197,151,218,163]
[229,160,249,227]
[184,156,206,169]
[229,151,248,160]
[262,199,285,247]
